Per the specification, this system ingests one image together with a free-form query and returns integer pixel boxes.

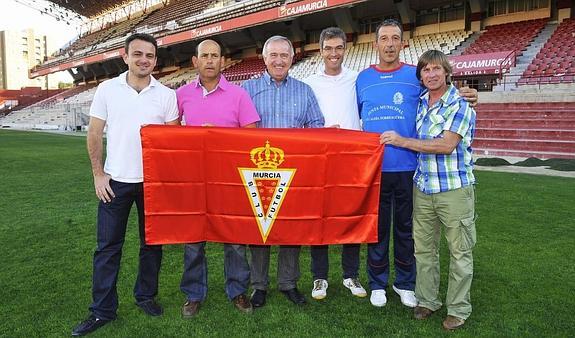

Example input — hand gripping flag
[141,126,383,245]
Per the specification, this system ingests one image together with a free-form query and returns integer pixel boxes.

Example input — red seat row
[463,19,546,56]
[519,18,575,85]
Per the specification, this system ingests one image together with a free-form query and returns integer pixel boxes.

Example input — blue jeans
[89,180,162,320]
[180,243,250,301]
[367,171,416,291]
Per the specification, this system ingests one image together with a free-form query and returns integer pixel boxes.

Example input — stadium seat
[463,19,546,57]
[519,18,575,84]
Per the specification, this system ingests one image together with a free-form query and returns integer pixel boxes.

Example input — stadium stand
[47,0,137,18]
[49,14,148,65]
[402,30,471,64]
[290,53,322,80]
[222,53,304,83]
[290,43,377,79]
[463,19,547,56]
[178,0,282,35]
[0,88,65,114]
[159,68,198,88]
[62,86,98,105]
[7,0,575,160]
[519,18,575,85]
[22,85,97,110]
[1,86,96,129]
[290,30,470,79]
[87,15,150,51]
[133,0,282,37]
[221,57,267,82]
[344,43,378,71]
[1,107,73,129]
[158,58,242,87]
[40,0,281,69]
[474,102,575,159]
[134,0,215,36]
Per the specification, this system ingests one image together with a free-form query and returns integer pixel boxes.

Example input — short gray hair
[262,35,294,57]
[319,27,347,50]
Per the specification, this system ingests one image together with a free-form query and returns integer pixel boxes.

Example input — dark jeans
[310,244,360,280]
[367,171,416,291]
[89,180,162,320]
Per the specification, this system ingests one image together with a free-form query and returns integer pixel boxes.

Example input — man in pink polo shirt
[176,39,260,318]
[177,41,259,128]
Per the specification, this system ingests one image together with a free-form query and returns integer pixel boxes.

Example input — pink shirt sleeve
[175,86,186,120]
[237,88,260,127]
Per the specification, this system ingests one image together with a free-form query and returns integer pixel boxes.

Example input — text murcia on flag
[239,141,296,243]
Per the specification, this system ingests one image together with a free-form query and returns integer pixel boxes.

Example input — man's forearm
[87,132,105,176]
[402,138,452,154]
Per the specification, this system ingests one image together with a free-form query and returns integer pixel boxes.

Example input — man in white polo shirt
[303,27,366,300]
[72,33,179,337]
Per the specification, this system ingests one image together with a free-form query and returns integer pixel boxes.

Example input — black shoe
[136,299,163,316]
[281,288,306,305]
[71,314,112,336]
[250,289,267,308]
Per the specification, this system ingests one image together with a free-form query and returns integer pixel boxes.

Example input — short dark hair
[124,33,158,54]
[319,27,347,50]
[416,49,453,84]
[374,18,403,40]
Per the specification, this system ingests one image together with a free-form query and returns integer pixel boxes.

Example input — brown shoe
[232,294,253,314]
[414,306,434,320]
[443,315,465,330]
[182,300,200,319]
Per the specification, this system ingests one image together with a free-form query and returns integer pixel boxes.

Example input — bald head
[196,39,221,57]
[193,39,224,85]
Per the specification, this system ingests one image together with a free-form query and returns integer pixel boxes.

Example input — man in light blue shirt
[242,35,324,308]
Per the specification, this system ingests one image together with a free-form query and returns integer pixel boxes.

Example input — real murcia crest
[238,141,296,243]
[393,91,404,105]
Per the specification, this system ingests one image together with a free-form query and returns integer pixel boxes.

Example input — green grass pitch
[1,129,574,337]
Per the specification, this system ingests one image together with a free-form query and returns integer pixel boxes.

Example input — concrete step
[473,137,575,153]
[475,128,575,140]
[477,110,575,119]
[477,102,575,109]
[473,147,575,159]
[476,118,575,129]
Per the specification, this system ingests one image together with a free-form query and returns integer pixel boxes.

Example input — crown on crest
[250,141,284,169]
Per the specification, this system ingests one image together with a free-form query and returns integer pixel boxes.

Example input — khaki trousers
[413,185,476,320]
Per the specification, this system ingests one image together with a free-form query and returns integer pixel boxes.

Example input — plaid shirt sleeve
[443,98,474,138]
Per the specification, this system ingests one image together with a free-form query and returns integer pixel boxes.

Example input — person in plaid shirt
[380,49,476,331]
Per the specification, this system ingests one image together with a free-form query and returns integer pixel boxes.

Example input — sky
[1,0,84,84]
[1,0,80,48]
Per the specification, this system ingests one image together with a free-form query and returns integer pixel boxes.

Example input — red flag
[141,125,383,245]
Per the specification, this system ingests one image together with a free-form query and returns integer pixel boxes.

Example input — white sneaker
[392,285,417,308]
[311,279,328,300]
[342,278,367,297]
[370,289,387,307]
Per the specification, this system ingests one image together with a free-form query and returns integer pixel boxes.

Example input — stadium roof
[46,0,133,18]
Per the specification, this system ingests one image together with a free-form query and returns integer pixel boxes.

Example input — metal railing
[497,72,575,91]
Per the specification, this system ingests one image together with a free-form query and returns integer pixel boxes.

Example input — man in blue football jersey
[356,19,476,309]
